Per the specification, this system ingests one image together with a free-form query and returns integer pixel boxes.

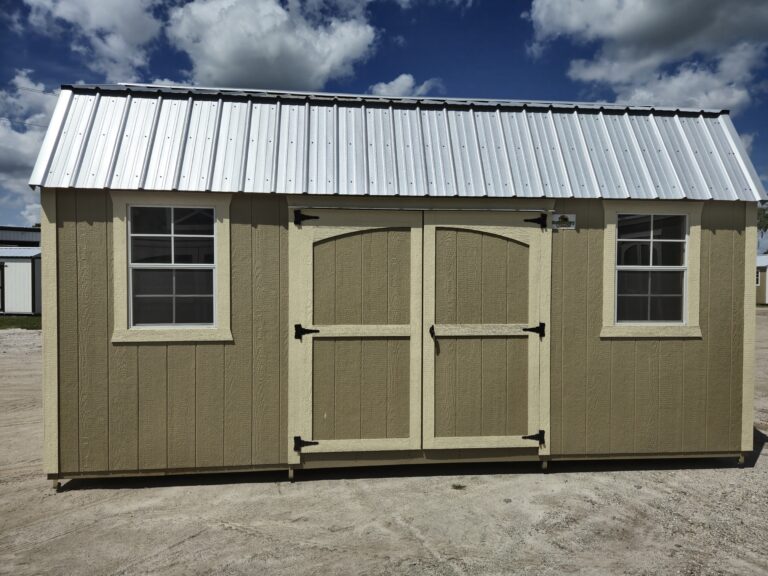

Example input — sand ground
[1,311,767,575]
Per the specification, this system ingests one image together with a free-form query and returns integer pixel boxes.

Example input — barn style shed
[30,83,765,482]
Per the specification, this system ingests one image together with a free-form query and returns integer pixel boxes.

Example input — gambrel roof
[30,83,766,201]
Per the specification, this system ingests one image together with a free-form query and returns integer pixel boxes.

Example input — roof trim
[59,83,730,117]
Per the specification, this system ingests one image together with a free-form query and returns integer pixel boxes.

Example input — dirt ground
[1,314,767,576]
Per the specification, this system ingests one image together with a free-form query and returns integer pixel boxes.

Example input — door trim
[421,211,552,453]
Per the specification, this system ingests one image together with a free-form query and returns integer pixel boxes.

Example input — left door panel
[288,208,423,464]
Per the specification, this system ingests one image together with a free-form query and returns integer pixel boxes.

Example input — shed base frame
[47,451,743,481]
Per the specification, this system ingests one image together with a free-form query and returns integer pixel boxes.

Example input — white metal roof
[29,83,766,202]
[758,255,768,268]
[0,247,41,258]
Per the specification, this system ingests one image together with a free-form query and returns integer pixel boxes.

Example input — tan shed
[29,84,766,482]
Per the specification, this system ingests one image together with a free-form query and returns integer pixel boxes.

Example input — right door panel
[423,211,550,450]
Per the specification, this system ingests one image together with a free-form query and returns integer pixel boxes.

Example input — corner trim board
[41,188,59,474]
[742,202,757,452]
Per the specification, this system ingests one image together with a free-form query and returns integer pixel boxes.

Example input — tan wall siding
[550,200,746,456]
[56,191,288,474]
[56,191,748,474]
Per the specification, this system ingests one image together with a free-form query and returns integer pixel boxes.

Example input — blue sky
[1,0,766,246]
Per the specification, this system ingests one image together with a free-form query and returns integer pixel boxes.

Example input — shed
[758,254,768,305]
[0,247,41,315]
[29,83,766,481]
[0,225,41,247]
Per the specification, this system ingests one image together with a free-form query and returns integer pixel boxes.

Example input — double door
[287,208,550,464]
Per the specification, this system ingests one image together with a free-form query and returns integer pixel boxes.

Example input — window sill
[600,325,702,339]
[111,327,234,344]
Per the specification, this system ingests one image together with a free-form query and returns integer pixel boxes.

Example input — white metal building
[0,247,41,315]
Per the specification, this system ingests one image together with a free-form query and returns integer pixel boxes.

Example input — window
[601,201,702,339]
[616,214,686,323]
[758,270,762,287]
[111,191,231,343]
[129,206,215,326]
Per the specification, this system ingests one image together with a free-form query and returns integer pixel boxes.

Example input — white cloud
[22,0,162,81]
[166,0,376,90]
[740,132,757,155]
[0,71,57,226]
[369,73,443,97]
[527,0,768,112]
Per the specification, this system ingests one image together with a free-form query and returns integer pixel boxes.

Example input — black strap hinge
[522,322,546,338]
[523,213,547,229]
[522,430,546,445]
[293,209,319,226]
[293,436,319,452]
[294,324,320,341]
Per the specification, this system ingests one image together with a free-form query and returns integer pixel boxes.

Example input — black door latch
[294,324,320,340]
[293,436,319,452]
[293,210,319,226]
[523,213,547,229]
[522,322,546,338]
[522,430,546,445]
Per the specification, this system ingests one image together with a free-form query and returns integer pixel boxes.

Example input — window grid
[128,206,216,327]
[615,214,687,324]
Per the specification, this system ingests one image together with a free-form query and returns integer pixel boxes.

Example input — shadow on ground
[58,427,765,492]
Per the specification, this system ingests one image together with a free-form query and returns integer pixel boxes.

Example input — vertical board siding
[167,345,196,468]
[433,336,528,437]
[252,197,282,465]
[195,344,224,467]
[137,345,167,469]
[57,192,288,473]
[550,199,746,456]
[223,195,253,465]
[313,229,411,325]
[313,338,409,440]
[75,190,109,472]
[57,192,79,473]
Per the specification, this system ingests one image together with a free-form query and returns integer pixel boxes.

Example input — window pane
[617,271,649,295]
[618,215,651,239]
[131,237,172,263]
[174,237,214,264]
[652,215,685,240]
[133,296,173,325]
[132,269,172,295]
[175,269,214,295]
[174,208,214,235]
[617,241,650,266]
[131,207,171,234]
[175,296,213,324]
[650,296,683,321]
[651,271,684,295]
[618,296,648,321]
[652,242,685,266]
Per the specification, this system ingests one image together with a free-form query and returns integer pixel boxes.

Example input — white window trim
[111,191,232,343]
[601,200,703,339]
[758,269,762,287]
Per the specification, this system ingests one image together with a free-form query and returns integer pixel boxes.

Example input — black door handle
[429,325,440,354]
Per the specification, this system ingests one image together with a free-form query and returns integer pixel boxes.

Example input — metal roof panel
[29,83,766,202]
